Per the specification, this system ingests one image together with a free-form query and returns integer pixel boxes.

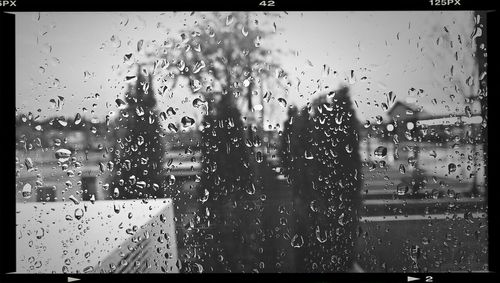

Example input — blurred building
[386,101,431,139]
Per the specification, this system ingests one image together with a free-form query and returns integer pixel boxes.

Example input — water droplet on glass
[466,76,474,87]
[193,98,206,108]
[160,112,167,120]
[408,156,417,167]
[253,104,263,111]
[315,226,328,243]
[381,103,389,111]
[291,234,304,248]
[246,183,256,195]
[279,217,287,225]
[448,163,457,174]
[422,237,430,245]
[464,211,474,222]
[83,70,93,80]
[363,120,371,128]
[309,200,319,212]
[241,26,249,37]
[106,161,114,171]
[176,60,186,71]
[347,70,356,84]
[277,98,287,108]
[208,28,215,38]
[137,39,144,52]
[193,43,201,52]
[194,263,204,273]
[55,149,72,162]
[114,203,120,214]
[181,116,195,127]
[136,106,145,117]
[226,14,234,25]
[49,57,60,66]
[190,79,202,93]
[110,35,121,48]
[465,105,472,117]
[166,107,176,116]
[399,164,406,174]
[115,98,126,108]
[470,25,482,40]
[199,188,209,203]
[245,139,253,148]
[35,228,45,239]
[57,117,68,127]
[52,78,60,88]
[137,135,145,146]
[22,183,32,199]
[374,146,387,158]
[304,150,314,160]
[68,195,80,205]
[396,183,409,196]
[74,208,84,220]
[74,113,82,125]
[410,245,421,262]
[193,60,206,74]
[345,144,353,154]
[113,187,120,198]
[168,123,178,133]
[24,158,34,171]
[129,175,136,185]
[254,36,261,47]
[431,189,440,199]
[135,181,146,190]
[168,175,176,185]
[255,151,263,163]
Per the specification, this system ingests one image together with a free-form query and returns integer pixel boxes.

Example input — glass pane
[15,11,488,273]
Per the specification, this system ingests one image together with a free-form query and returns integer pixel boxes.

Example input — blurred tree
[107,65,168,200]
[308,86,362,272]
[280,104,315,272]
[196,93,254,272]
[282,87,362,272]
[147,12,288,141]
[144,12,288,272]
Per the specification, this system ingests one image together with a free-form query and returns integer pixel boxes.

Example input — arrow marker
[407,276,420,282]
[68,277,80,282]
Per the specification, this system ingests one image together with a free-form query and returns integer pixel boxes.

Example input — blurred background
[15,11,488,273]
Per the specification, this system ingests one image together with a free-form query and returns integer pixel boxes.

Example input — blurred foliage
[145,12,288,272]
[148,12,288,112]
[107,65,168,200]
[281,86,362,272]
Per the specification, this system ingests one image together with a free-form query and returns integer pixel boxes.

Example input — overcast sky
[15,11,482,128]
